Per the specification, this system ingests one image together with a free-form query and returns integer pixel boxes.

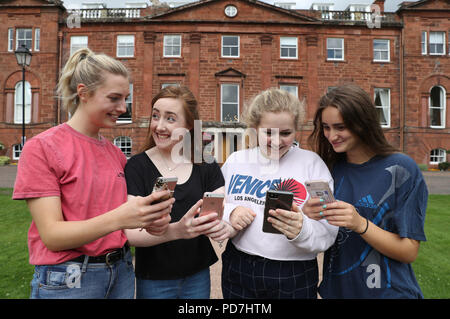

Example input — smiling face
[321,106,364,157]
[150,97,189,152]
[257,111,296,160]
[78,73,130,129]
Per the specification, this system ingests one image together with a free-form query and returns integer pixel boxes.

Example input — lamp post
[14,44,32,147]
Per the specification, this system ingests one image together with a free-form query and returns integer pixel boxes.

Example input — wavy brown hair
[308,84,397,169]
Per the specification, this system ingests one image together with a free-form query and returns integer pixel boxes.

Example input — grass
[412,195,450,298]
[0,189,448,299]
[0,188,34,298]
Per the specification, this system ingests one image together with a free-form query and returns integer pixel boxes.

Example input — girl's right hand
[302,198,326,221]
[230,206,257,230]
[173,199,221,240]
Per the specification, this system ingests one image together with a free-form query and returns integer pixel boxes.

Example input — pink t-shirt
[13,123,128,265]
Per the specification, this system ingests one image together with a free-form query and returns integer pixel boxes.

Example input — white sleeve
[288,214,338,254]
[222,202,238,224]
[288,150,338,253]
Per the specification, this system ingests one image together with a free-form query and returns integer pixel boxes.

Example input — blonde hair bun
[57,48,129,114]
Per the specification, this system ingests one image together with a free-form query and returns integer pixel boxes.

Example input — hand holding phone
[305,180,335,203]
[262,190,294,234]
[139,176,177,232]
[199,192,224,220]
[152,176,178,203]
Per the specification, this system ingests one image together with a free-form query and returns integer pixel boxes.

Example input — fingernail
[322,204,327,209]
[319,198,324,202]
[319,211,324,216]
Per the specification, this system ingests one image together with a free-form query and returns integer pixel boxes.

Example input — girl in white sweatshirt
[219,88,338,299]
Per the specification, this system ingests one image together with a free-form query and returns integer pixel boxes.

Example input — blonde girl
[13,48,173,299]
[220,88,338,299]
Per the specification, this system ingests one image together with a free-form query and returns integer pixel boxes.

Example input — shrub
[438,162,449,171]
[0,156,10,166]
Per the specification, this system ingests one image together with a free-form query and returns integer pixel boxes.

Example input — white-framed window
[114,136,132,158]
[280,85,298,97]
[224,5,238,17]
[374,88,390,127]
[163,35,181,57]
[14,81,31,124]
[8,28,40,51]
[429,31,445,55]
[373,39,389,62]
[13,144,23,160]
[430,148,446,164]
[8,28,14,51]
[70,36,88,55]
[421,31,427,55]
[429,86,446,128]
[16,28,33,50]
[117,84,133,123]
[280,37,297,59]
[221,84,239,122]
[34,28,40,51]
[221,36,239,58]
[116,35,134,58]
[327,38,344,61]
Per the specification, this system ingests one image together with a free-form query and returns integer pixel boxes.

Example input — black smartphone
[262,190,294,234]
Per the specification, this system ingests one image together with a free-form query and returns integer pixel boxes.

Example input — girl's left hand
[268,203,303,239]
[321,200,366,233]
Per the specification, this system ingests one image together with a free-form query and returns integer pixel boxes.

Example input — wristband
[357,217,369,235]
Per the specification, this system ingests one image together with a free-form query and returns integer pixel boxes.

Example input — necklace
[158,149,180,172]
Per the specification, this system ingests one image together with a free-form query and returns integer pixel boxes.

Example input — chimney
[373,0,385,12]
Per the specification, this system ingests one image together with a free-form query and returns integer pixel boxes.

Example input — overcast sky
[61,0,417,12]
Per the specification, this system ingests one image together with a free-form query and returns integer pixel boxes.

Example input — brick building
[0,0,449,167]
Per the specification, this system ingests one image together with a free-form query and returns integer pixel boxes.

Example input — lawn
[412,195,450,298]
[0,189,448,299]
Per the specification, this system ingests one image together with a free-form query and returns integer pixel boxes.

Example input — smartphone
[305,180,335,203]
[262,190,294,234]
[199,192,224,220]
[152,176,178,203]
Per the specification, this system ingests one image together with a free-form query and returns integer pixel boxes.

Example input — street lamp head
[14,44,32,67]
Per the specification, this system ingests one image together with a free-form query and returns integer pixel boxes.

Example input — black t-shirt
[124,152,224,280]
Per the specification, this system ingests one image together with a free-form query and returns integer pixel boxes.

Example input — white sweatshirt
[221,146,338,261]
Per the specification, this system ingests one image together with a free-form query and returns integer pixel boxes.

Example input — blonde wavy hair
[57,48,129,114]
[242,87,305,130]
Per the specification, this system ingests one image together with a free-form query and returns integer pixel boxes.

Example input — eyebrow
[108,92,130,99]
[322,122,345,127]
[152,108,177,116]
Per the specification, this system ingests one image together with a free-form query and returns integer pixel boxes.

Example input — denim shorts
[30,250,135,299]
